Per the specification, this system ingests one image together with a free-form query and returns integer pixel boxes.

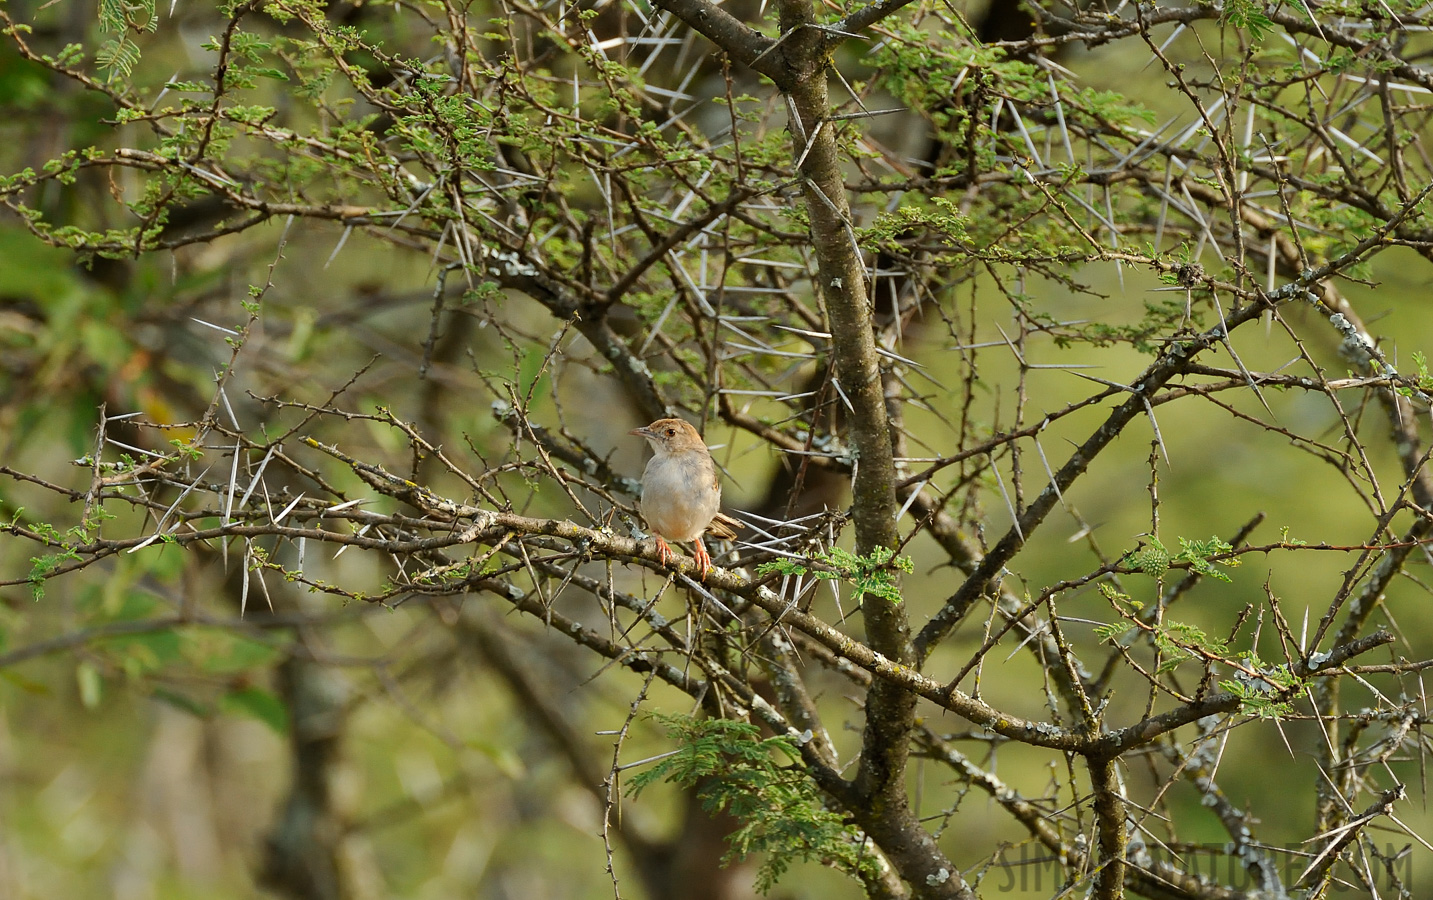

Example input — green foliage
[1092,583,1139,642]
[96,0,157,80]
[1106,534,1243,670]
[168,439,204,460]
[98,0,157,34]
[95,35,141,81]
[221,686,289,733]
[864,197,970,250]
[757,545,912,604]
[1175,536,1240,582]
[1150,621,1228,673]
[628,715,875,891]
[1062,291,1193,355]
[1222,0,1275,40]
[1396,351,1433,399]
[1221,654,1300,719]
[185,629,284,673]
[1095,582,1234,674]
[1127,535,1239,582]
[1091,620,1130,643]
[29,547,81,601]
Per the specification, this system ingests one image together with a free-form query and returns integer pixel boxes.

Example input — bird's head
[630,418,706,454]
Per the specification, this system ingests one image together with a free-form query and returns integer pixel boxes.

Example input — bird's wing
[706,511,743,540]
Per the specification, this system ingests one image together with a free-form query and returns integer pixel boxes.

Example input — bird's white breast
[640,452,721,542]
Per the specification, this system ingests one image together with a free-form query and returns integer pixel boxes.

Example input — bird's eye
[665,428,676,436]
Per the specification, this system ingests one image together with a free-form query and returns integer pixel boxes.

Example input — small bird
[630,417,741,579]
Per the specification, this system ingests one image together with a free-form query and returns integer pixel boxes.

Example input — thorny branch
[5,0,1433,896]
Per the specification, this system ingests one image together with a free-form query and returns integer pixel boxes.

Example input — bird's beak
[629,426,654,438]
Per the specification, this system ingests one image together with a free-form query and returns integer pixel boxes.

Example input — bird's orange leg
[692,538,712,581]
[653,535,675,569]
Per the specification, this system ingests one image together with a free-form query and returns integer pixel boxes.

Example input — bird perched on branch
[630,418,741,580]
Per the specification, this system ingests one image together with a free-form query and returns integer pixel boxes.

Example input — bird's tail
[707,512,743,540]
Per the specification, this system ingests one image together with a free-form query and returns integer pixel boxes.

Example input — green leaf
[1222,0,1274,40]
[755,546,911,605]
[222,686,289,733]
[103,628,183,674]
[1126,534,1238,582]
[628,714,877,891]
[96,36,142,80]
[1093,622,1132,643]
[185,630,282,673]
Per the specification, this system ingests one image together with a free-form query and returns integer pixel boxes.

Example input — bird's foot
[654,536,675,569]
[693,539,712,581]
